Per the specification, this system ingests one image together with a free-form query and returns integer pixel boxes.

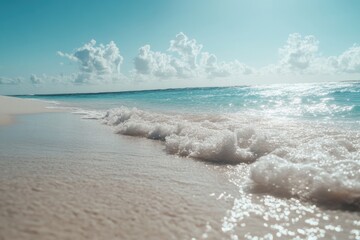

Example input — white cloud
[263,33,360,76]
[134,45,176,77]
[58,39,124,83]
[29,73,78,85]
[169,32,203,69]
[329,45,360,73]
[30,74,44,84]
[279,33,319,71]
[57,51,77,62]
[134,32,253,80]
[0,77,22,85]
[199,52,253,77]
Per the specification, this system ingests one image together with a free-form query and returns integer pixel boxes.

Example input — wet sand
[0,96,56,125]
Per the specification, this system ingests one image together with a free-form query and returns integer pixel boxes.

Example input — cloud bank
[57,33,360,84]
[133,32,360,82]
[3,32,359,89]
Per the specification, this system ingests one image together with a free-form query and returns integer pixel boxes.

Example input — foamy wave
[250,137,360,206]
[89,106,360,205]
[251,155,360,206]
[98,107,277,164]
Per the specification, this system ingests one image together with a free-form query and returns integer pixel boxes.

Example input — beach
[0,94,360,240]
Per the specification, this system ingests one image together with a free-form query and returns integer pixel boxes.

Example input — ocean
[12,81,360,239]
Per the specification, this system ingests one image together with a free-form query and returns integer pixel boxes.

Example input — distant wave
[80,106,360,207]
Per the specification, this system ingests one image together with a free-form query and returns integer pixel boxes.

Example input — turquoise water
[20,81,360,123]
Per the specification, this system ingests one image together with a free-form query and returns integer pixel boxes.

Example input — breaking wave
[91,107,278,164]
[83,106,360,206]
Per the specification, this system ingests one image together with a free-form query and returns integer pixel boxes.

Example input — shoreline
[0,96,58,126]
[0,95,359,239]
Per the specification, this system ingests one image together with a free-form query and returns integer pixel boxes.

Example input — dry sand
[0,96,57,125]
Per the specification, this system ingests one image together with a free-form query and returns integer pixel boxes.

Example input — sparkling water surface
[20,81,360,124]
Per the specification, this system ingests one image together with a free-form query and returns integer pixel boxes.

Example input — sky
[0,0,360,95]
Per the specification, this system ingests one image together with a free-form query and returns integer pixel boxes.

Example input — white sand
[0,96,57,125]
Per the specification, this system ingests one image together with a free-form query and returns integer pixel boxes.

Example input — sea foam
[87,106,360,206]
[98,107,276,163]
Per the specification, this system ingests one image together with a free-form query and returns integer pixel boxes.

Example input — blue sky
[1,0,360,94]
